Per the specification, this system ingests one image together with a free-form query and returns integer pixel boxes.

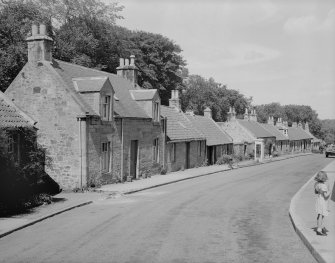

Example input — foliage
[55,22,186,104]
[320,119,335,144]
[180,75,252,122]
[254,103,324,139]
[216,154,234,168]
[0,128,58,214]
[0,0,123,92]
[0,1,43,92]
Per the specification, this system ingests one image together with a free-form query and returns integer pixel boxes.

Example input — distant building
[185,107,233,165]
[161,91,206,172]
[219,108,276,161]
[261,117,290,154]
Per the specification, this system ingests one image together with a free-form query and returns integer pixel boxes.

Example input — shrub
[272,151,280,157]
[216,154,234,168]
[0,128,58,214]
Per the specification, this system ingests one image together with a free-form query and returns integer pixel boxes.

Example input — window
[153,101,160,122]
[101,95,111,121]
[170,143,176,162]
[153,138,159,162]
[101,142,111,172]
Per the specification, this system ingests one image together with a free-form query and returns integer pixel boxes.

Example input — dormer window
[101,95,111,121]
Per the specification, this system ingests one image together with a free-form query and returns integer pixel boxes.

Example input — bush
[216,154,234,168]
[272,151,280,157]
[0,128,58,214]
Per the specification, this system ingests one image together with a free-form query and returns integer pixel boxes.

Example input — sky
[115,0,335,119]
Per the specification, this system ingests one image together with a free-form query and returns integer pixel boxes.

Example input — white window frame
[101,141,111,172]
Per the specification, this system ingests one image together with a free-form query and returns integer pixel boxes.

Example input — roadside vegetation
[0,129,59,216]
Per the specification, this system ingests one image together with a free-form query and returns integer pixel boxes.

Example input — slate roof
[0,91,35,128]
[161,106,205,142]
[72,77,110,93]
[130,90,157,101]
[186,114,232,145]
[287,127,314,140]
[261,124,289,141]
[51,60,150,119]
[217,121,255,144]
[237,119,274,138]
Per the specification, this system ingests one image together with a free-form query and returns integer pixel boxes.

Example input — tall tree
[0,0,123,92]
[180,75,251,122]
[0,1,42,92]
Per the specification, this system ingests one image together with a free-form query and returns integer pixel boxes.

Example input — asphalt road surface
[0,154,332,263]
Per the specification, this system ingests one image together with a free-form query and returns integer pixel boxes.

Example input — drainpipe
[77,115,88,188]
[120,118,124,183]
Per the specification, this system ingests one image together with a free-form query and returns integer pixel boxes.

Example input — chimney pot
[32,23,38,36]
[119,58,124,67]
[130,55,135,66]
[125,59,129,66]
[40,24,46,35]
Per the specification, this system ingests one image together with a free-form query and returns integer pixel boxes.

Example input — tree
[55,23,187,104]
[0,0,123,92]
[255,103,286,123]
[0,1,43,92]
[180,75,251,122]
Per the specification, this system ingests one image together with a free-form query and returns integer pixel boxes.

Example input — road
[0,154,331,263]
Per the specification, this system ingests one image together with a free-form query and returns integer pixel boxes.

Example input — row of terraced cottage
[0,24,320,190]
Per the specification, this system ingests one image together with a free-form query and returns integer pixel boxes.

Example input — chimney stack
[204,107,212,119]
[268,116,275,125]
[292,122,298,128]
[244,108,249,120]
[169,90,180,110]
[26,23,53,63]
[116,55,138,86]
[250,109,257,121]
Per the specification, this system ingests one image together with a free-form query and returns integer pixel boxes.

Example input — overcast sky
[116,0,335,119]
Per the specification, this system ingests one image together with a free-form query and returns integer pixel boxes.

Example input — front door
[130,140,138,179]
[207,146,213,165]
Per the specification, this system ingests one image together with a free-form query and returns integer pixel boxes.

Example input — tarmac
[2,152,332,263]
[289,159,335,263]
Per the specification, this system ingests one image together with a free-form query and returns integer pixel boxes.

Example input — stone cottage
[185,107,233,165]
[5,24,164,189]
[218,107,276,160]
[287,122,313,153]
[161,91,206,172]
[261,117,290,155]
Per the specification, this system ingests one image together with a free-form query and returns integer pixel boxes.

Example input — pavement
[0,152,313,240]
[289,159,335,263]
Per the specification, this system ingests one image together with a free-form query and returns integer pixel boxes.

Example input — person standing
[314,171,330,236]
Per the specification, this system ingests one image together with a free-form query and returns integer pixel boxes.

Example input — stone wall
[112,118,164,181]
[5,62,84,189]
[166,140,206,172]
[87,119,115,186]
